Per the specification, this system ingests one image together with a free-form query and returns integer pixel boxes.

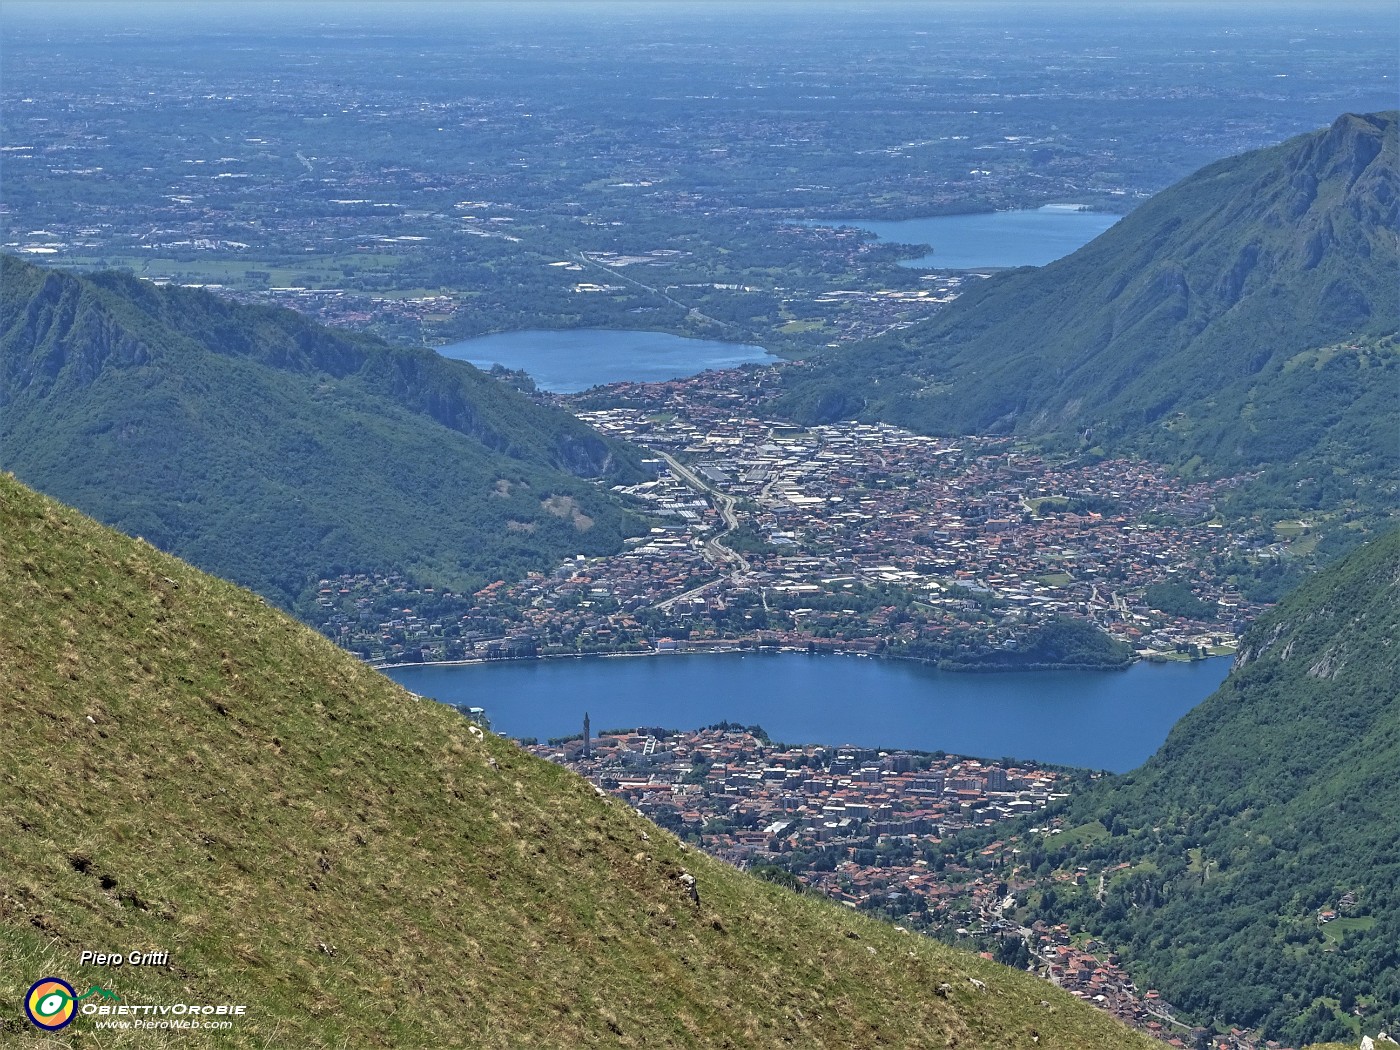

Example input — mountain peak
[779,113,1398,491]
[1314,109,1392,174]
[1283,110,1395,235]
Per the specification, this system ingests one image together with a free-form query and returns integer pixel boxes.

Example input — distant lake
[816,206,1120,269]
[437,329,772,393]
[385,653,1231,772]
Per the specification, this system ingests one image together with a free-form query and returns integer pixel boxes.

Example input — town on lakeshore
[316,364,1269,672]
[527,722,1312,1050]
[526,722,1271,1050]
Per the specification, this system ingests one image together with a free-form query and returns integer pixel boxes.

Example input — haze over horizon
[1,0,1396,1043]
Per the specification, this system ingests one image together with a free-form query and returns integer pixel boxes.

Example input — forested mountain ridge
[1022,529,1400,1044]
[779,112,1397,488]
[0,472,1162,1049]
[0,255,648,608]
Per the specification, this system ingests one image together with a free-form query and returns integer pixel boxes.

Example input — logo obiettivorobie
[24,977,77,1031]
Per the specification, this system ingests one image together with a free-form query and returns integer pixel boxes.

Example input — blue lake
[385,653,1231,772]
[437,328,772,393]
[817,206,1121,269]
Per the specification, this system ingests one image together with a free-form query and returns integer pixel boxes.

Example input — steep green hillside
[779,113,1397,518]
[1024,530,1400,1045]
[0,255,647,609]
[0,473,1158,1048]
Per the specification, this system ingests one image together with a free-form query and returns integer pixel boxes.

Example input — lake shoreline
[436,328,773,393]
[803,207,1121,270]
[371,643,1221,675]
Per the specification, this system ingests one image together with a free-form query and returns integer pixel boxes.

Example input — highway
[651,450,751,612]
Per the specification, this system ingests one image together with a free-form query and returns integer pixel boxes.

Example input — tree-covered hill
[0,472,1162,1049]
[1023,529,1400,1045]
[0,255,648,609]
[778,113,1397,522]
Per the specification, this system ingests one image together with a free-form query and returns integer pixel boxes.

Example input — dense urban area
[331,362,1324,1048]
[523,723,1317,1050]
[317,363,1269,670]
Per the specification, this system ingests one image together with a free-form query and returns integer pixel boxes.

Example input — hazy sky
[8,0,1397,18]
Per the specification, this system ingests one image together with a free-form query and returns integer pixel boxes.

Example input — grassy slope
[0,473,1158,1048]
[0,255,647,608]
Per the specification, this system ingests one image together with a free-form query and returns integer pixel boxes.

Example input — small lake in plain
[437,329,772,393]
[385,653,1230,772]
[817,206,1121,269]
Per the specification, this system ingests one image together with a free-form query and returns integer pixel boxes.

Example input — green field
[1320,915,1377,945]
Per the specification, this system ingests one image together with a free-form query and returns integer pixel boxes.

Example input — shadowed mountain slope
[1,255,647,609]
